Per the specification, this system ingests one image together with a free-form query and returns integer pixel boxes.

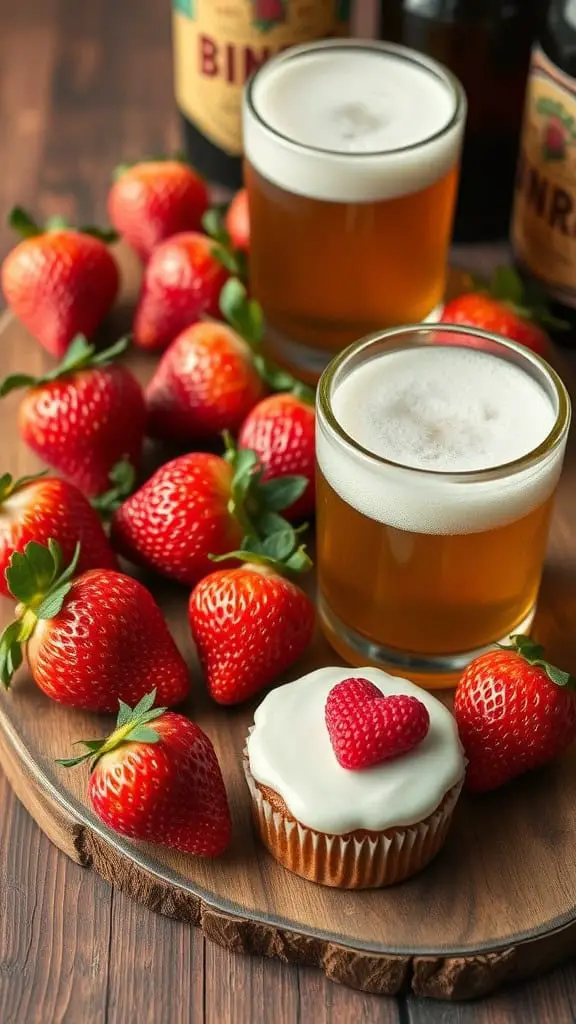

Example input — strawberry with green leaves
[1,207,119,358]
[454,635,576,792]
[188,530,315,705]
[0,471,116,596]
[439,266,567,357]
[0,335,146,498]
[58,690,231,856]
[0,541,190,712]
[144,278,312,445]
[111,439,309,588]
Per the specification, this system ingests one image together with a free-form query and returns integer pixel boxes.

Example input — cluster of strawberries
[0,159,316,857]
[1,156,575,861]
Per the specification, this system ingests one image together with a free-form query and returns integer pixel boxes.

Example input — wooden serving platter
[1,250,576,1002]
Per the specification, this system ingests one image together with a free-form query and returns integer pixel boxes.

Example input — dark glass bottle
[379,1,549,242]
[511,1,576,329]
[172,1,351,192]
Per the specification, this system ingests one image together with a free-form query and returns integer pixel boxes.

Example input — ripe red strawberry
[225,189,249,253]
[0,335,146,497]
[454,635,576,792]
[145,321,264,442]
[58,691,231,856]
[111,444,308,587]
[0,541,190,712]
[133,232,229,351]
[188,540,315,705]
[238,392,315,521]
[325,677,430,770]
[107,159,209,263]
[439,267,566,357]
[1,207,119,358]
[0,471,116,597]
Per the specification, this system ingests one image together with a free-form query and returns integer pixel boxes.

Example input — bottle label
[511,45,576,307]
[172,1,349,158]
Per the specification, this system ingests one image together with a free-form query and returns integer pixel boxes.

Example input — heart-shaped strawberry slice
[325,677,430,770]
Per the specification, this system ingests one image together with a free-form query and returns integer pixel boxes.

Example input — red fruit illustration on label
[543,116,567,161]
[253,0,286,30]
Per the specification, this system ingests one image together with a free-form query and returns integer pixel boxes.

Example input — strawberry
[0,471,116,597]
[145,321,264,442]
[238,392,315,521]
[225,189,249,253]
[439,266,567,357]
[324,677,430,770]
[107,158,209,263]
[132,231,229,351]
[58,691,231,856]
[454,635,576,793]
[0,335,146,497]
[1,207,119,359]
[111,442,308,588]
[188,533,314,705]
[0,541,190,712]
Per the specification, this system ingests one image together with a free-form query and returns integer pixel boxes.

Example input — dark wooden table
[1,1,575,1021]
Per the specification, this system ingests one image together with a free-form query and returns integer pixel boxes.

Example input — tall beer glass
[316,325,571,687]
[243,40,466,380]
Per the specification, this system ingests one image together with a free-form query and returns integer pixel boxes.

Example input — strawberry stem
[91,459,137,517]
[56,689,167,770]
[497,634,576,688]
[209,528,312,576]
[0,470,49,504]
[0,335,130,397]
[0,540,81,688]
[218,278,316,404]
[8,206,118,244]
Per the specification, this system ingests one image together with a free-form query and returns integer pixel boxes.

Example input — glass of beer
[243,40,466,380]
[316,325,571,688]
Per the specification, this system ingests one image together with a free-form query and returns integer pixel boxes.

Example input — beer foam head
[317,343,568,535]
[243,40,466,202]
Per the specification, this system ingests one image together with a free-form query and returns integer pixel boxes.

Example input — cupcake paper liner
[243,753,462,889]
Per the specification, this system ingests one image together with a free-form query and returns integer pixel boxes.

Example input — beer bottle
[511,0,576,324]
[172,1,351,191]
[379,1,549,242]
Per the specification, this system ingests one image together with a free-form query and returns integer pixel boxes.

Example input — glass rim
[245,39,466,161]
[317,324,571,483]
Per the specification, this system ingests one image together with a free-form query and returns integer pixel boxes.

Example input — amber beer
[316,326,571,687]
[242,40,467,379]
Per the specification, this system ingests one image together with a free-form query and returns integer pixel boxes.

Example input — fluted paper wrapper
[244,754,462,889]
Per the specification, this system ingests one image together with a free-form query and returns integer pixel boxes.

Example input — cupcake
[244,666,465,888]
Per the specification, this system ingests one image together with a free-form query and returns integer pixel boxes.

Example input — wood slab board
[1,249,576,1002]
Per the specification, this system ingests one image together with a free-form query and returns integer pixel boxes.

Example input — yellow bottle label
[172,1,349,158]
[511,45,576,307]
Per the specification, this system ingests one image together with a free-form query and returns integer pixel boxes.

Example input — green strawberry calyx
[472,266,569,333]
[219,278,316,405]
[56,690,167,770]
[112,150,196,181]
[222,432,310,544]
[91,459,137,518]
[210,529,312,575]
[497,634,576,688]
[8,206,118,244]
[0,470,49,505]
[0,539,80,689]
[0,334,130,397]
[203,207,248,281]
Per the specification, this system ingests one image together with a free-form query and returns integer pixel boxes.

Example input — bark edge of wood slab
[1,258,576,1001]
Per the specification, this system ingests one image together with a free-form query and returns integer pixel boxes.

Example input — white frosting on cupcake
[246,666,465,835]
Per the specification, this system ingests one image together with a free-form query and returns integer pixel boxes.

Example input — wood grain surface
[1,0,575,1021]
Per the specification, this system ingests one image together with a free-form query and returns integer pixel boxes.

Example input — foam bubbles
[243,41,466,203]
[317,345,567,535]
[332,347,555,472]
